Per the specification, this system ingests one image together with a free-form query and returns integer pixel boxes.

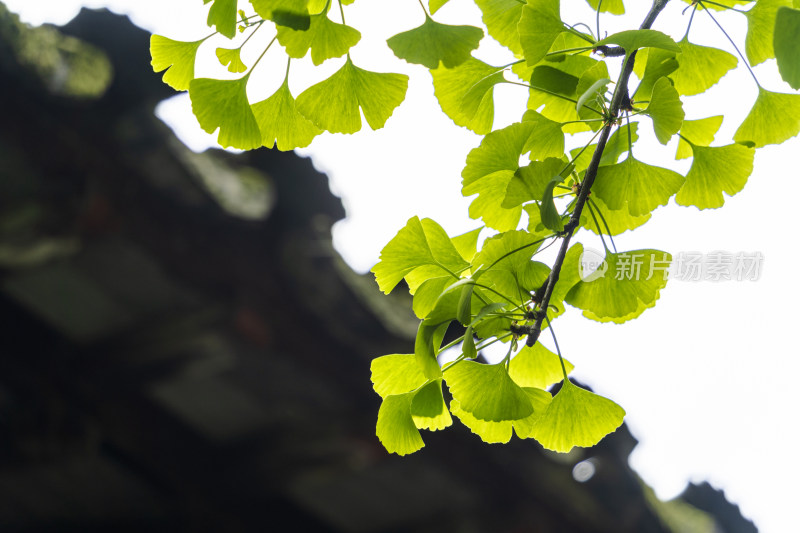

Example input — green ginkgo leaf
[744,0,792,67]
[204,0,237,39]
[277,11,361,66]
[631,47,678,100]
[415,322,445,379]
[431,57,502,134]
[252,79,322,151]
[189,77,262,150]
[429,0,451,14]
[509,343,573,389]
[646,77,684,145]
[675,143,755,210]
[582,196,652,236]
[540,176,566,232]
[518,0,565,66]
[503,157,565,208]
[671,38,737,96]
[585,0,624,14]
[733,87,800,147]
[549,242,585,308]
[521,111,566,160]
[450,388,551,443]
[529,380,625,453]
[376,392,425,455]
[676,116,723,160]
[451,227,483,263]
[371,216,469,294]
[410,379,453,430]
[296,58,408,134]
[215,47,247,73]
[595,29,681,56]
[565,249,672,323]
[472,230,547,304]
[775,6,800,89]
[388,15,484,69]
[475,0,525,56]
[444,361,533,421]
[412,277,453,318]
[370,353,428,398]
[592,156,685,217]
[150,35,203,91]
[571,123,640,172]
[251,0,311,30]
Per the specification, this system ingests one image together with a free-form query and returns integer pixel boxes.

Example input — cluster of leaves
[151,0,800,455]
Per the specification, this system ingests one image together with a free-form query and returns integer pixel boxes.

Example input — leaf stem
[703,6,761,88]
[504,81,606,116]
[544,315,569,382]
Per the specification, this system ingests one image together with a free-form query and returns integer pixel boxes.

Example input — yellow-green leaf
[774,6,800,89]
[509,343,573,389]
[410,379,453,430]
[675,116,723,160]
[252,79,322,150]
[376,393,425,455]
[370,353,428,398]
[215,47,247,73]
[444,361,533,421]
[277,11,361,66]
[744,0,792,66]
[204,0,237,39]
[733,87,800,147]
[675,143,755,210]
[388,15,484,69]
[671,38,737,96]
[646,77,684,144]
[431,57,502,134]
[150,35,203,91]
[592,156,685,217]
[519,0,565,66]
[189,77,261,150]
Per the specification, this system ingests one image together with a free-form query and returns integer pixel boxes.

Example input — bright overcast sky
[8,1,800,531]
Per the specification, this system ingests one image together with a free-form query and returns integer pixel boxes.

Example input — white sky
[8,1,800,531]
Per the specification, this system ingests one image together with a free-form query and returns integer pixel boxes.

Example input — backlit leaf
[444,361,533,421]
[744,0,792,66]
[451,388,551,443]
[675,116,723,160]
[216,47,247,73]
[429,0,451,14]
[594,29,681,56]
[582,196,652,236]
[519,0,565,66]
[733,87,800,147]
[472,230,548,304]
[376,393,425,455]
[411,380,453,430]
[675,143,755,209]
[150,35,203,91]
[431,57,502,134]
[296,58,408,134]
[277,11,361,65]
[371,216,468,294]
[388,15,484,69]
[632,47,678,100]
[503,157,565,208]
[251,0,311,30]
[592,156,685,216]
[415,322,444,379]
[412,277,452,318]
[585,0,624,14]
[252,79,322,150]
[529,380,625,453]
[452,227,483,263]
[774,6,800,89]
[204,0,237,39]
[646,77,684,145]
[565,249,672,323]
[475,0,525,55]
[509,343,573,389]
[671,38,737,96]
[371,353,427,398]
[189,77,261,150]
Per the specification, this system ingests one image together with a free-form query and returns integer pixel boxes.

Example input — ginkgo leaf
[204,0,237,39]
[671,38,737,96]
[518,0,565,66]
[744,0,792,67]
[585,0,624,14]
[503,157,565,208]
[549,242,585,308]
[733,87,800,147]
[521,111,566,160]
[631,47,678,100]
[466,172,523,231]
[444,361,533,421]
[565,249,672,323]
[451,388,551,443]
[150,36,203,91]
[571,123,640,172]
[675,116,723,160]
[296,58,408,134]
[594,29,681,56]
[540,176,566,232]
[371,216,469,294]
[431,57,502,134]
[508,343,573,389]
[429,0,451,14]
[451,227,483,263]
[529,380,625,453]
[582,195,652,236]
[472,230,547,304]
[410,379,453,430]
[475,0,525,56]
[415,322,445,379]
[376,393,425,455]
[252,79,322,150]
[774,6,800,89]
[675,143,755,209]
[251,0,311,30]
[646,77,684,145]
[387,15,484,69]
[412,277,453,318]
[216,47,247,73]
[592,156,684,217]
[277,11,361,66]
[189,77,261,150]
[371,353,428,398]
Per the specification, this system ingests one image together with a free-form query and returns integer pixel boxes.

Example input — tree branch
[525,0,672,347]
